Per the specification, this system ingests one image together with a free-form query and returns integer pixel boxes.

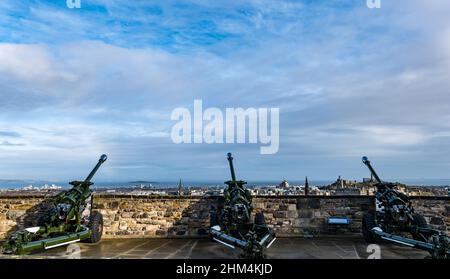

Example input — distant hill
[128,181,156,184]
[0,179,25,182]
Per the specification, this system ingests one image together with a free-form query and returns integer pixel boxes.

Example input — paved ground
[1,237,430,259]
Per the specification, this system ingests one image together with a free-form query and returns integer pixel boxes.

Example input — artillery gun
[210,153,276,259]
[2,154,108,255]
[361,156,449,259]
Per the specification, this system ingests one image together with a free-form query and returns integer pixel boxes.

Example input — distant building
[325,176,375,196]
[279,179,290,188]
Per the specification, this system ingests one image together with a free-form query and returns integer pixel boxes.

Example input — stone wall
[253,196,450,236]
[252,196,373,236]
[0,194,448,239]
[0,196,53,238]
[94,196,217,238]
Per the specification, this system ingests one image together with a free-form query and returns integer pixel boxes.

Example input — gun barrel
[371,227,449,258]
[211,226,248,250]
[227,153,237,181]
[84,154,108,182]
[362,156,382,183]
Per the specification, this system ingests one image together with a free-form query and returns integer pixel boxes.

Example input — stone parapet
[1,195,448,239]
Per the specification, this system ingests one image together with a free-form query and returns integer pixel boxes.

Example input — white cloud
[357,126,426,146]
[0,1,450,180]
[0,44,78,84]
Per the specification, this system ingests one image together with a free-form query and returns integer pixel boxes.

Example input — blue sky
[0,0,450,182]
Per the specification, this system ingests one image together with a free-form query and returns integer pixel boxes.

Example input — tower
[177,178,183,196]
[305,176,309,196]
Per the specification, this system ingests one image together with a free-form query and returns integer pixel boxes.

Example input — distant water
[391,178,450,187]
[0,179,449,190]
[0,180,225,190]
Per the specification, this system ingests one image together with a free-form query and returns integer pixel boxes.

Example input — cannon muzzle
[84,154,108,182]
[100,154,108,163]
[362,156,369,165]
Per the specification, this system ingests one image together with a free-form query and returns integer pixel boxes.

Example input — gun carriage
[361,156,449,259]
[209,153,276,259]
[2,154,107,255]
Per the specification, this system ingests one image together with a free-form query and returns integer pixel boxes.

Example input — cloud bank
[0,0,449,182]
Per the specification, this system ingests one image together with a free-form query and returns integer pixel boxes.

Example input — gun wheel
[210,212,219,227]
[362,212,378,243]
[254,212,266,226]
[86,211,103,243]
[209,212,219,241]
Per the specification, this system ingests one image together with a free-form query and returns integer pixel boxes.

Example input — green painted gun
[2,154,107,255]
[361,156,449,259]
[210,153,276,259]
[371,227,449,259]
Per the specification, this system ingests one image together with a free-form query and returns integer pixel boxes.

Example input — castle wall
[1,195,448,239]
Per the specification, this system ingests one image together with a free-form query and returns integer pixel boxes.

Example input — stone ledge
[0,194,448,200]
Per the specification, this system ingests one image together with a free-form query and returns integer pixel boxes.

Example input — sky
[0,0,450,182]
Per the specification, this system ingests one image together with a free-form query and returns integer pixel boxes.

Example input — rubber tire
[254,212,266,226]
[362,212,378,243]
[412,213,428,241]
[209,212,220,241]
[210,212,219,227]
[86,211,103,243]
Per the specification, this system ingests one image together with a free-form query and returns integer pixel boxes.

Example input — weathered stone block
[0,223,11,232]
[273,211,287,218]
[298,210,312,218]
[155,230,166,236]
[121,212,134,218]
[430,217,445,226]
[297,199,309,209]
[308,198,321,209]
[286,211,298,218]
[7,210,25,220]
[118,222,128,231]
[107,201,119,209]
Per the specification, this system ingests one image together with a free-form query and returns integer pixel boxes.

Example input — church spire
[305,176,309,196]
[178,178,183,196]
